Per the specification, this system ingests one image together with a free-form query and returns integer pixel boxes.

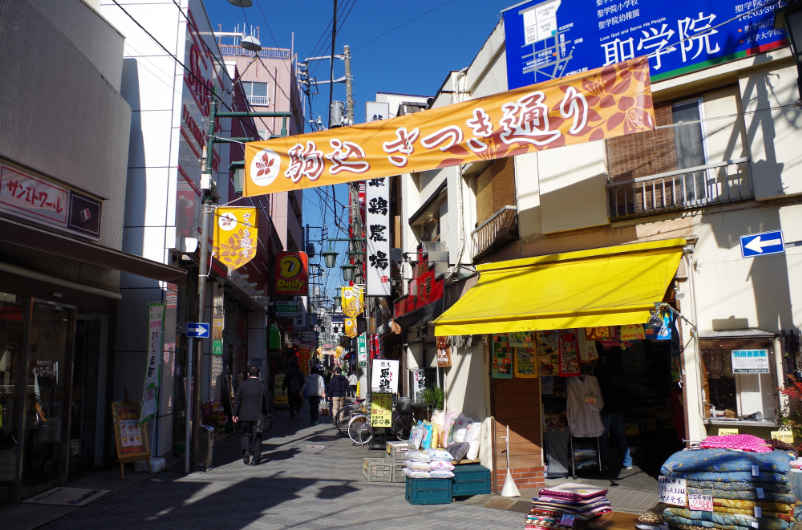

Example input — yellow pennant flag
[244,57,654,195]
[345,318,358,338]
[212,207,257,270]
[342,286,364,318]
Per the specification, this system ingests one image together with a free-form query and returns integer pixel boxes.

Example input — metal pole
[194,202,211,471]
[329,0,337,128]
[344,45,353,125]
[185,338,193,474]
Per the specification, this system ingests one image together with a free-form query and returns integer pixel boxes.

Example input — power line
[353,0,456,51]
[309,0,357,77]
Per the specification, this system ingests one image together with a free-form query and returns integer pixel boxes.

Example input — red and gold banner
[244,57,654,195]
[212,207,257,270]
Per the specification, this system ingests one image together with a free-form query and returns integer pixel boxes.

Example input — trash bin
[198,425,215,471]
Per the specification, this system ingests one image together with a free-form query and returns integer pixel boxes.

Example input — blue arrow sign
[740,230,785,258]
[187,322,210,338]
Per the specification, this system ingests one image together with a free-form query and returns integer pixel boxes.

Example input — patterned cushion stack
[525,483,612,530]
[659,442,799,530]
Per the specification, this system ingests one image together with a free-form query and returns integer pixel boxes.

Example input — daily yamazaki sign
[275,251,308,295]
[244,57,655,195]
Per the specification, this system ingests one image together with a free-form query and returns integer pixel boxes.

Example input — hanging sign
[342,286,364,317]
[371,359,399,393]
[365,177,391,296]
[492,334,513,379]
[731,349,770,374]
[514,347,538,378]
[275,251,309,295]
[140,302,165,424]
[345,318,358,338]
[436,336,452,368]
[357,333,368,367]
[212,207,257,270]
[244,57,654,195]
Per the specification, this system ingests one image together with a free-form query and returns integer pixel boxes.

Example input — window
[672,99,708,202]
[422,216,440,242]
[241,82,269,106]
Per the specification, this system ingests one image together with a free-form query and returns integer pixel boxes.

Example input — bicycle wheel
[348,414,373,445]
[391,413,413,441]
[335,405,354,435]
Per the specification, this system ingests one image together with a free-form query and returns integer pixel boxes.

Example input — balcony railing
[219,44,290,59]
[247,95,270,106]
[471,205,518,261]
[607,158,753,221]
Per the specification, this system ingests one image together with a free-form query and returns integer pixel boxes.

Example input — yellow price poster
[274,374,288,405]
[771,431,794,444]
[718,428,739,436]
[370,393,393,428]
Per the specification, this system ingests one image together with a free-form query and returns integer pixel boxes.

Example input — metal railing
[607,158,753,220]
[471,205,518,261]
[247,95,270,106]
[219,44,290,59]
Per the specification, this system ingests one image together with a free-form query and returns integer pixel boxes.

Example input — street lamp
[332,287,342,307]
[322,243,339,269]
[775,0,802,100]
[341,263,357,282]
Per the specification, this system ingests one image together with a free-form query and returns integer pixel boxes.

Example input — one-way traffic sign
[740,230,784,258]
[187,322,210,338]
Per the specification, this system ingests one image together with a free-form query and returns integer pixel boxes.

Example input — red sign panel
[394,249,444,318]
[275,251,309,295]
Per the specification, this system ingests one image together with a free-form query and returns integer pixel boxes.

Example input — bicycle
[334,397,368,435]
[347,396,414,445]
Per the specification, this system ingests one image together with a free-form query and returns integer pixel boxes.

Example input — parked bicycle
[334,397,368,435]
[347,395,414,445]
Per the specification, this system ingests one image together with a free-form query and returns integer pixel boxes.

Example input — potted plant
[200,400,228,434]
[420,386,444,420]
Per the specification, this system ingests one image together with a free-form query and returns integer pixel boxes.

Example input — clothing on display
[699,434,773,453]
[526,483,612,530]
[566,375,604,438]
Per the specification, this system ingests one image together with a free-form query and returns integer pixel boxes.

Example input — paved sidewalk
[34,402,524,530]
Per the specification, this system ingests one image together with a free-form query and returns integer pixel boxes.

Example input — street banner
[212,207,257,270]
[358,333,368,368]
[342,286,364,317]
[345,318,358,338]
[365,177,391,296]
[140,302,166,424]
[244,57,654,195]
[371,359,400,393]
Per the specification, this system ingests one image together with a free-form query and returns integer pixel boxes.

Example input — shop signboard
[141,302,166,424]
[111,401,150,464]
[275,252,309,295]
[366,177,391,296]
[394,248,445,318]
[365,101,390,122]
[345,318,358,338]
[293,296,308,330]
[731,349,770,374]
[370,393,393,428]
[658,476,687,506]
[371,359,399,393]
[436,336,452,368]
[411,369,426,403]
[502,0,788,90]
[357,333,368,367]
[342,286,364,317]
[276,300,299,317]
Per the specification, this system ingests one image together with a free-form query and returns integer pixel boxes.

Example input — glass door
[18,301,74,499]
[0,293,26,502]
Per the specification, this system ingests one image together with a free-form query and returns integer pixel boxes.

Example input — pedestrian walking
[328,367,349,420]
[300,366,326,425]
[282,362,305,420]
[232,366,271,466]
[348,370,358,398]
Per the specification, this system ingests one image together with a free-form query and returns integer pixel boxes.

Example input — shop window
[701,340,777,424]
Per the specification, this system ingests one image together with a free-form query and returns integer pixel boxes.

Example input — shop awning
[434,238,686,336]
[0,215,186,284]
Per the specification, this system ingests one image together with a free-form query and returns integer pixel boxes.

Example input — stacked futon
[526,483,612,530]
[660,436,798,530]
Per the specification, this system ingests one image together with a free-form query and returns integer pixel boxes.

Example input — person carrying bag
[233,366,272,466]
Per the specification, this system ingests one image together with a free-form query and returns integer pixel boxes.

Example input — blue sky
[204,0,515,301]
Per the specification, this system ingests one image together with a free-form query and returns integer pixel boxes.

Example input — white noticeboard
[371,359,399,393]
[365,177,391,296]
[731,349,770,374]
[658,476,687,506]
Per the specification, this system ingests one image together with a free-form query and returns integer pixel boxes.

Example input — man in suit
[233,366,271,466]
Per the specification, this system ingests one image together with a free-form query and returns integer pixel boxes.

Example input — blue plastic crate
[452,463,491,496]
[405,476,453,505]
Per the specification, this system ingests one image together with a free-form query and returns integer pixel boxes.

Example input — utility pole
[344,45,354,125]
[328,0,337,128]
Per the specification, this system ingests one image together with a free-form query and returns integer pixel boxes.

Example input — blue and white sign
[187,322,210,338]
[502,0,788,90]
[740,230,784,258]
[731,349,770,374]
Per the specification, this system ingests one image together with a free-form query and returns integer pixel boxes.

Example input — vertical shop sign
[342,286,364,317]
[366,177,391,296]
[141,302,166,424]
[294,296,308,330]
[371,359,399,393]
[357,333,368,367]
[558,329,580,377]
[436,336,452,368]
[492,334,513,379]
[411,369,426,403]
[370,393,393,427]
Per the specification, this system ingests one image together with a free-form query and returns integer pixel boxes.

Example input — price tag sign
[688,494,713,512]
[771,431,794,444]
[718,428,739,436]
[558,514,575,527]
[658,476,687,507]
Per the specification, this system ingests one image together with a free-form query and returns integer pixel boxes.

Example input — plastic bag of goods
[404,460,432,472]
[453,414,472,443]
[442,412,458,445]
[446,442,470,462]
[410,423,425,450]
[465,422,482,460]
[404,468,431,479]
[429,460,455,471]
[423,448,454,461]
[407,450,432,463]
[430,470,455,479]
[420,423,434,450]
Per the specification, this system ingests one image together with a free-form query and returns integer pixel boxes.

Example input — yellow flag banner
[345,318,357,338]
[342,286,364,318]
[244,57,654,195]
[212,207,257,270]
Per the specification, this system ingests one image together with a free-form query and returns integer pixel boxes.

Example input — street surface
[42,402,523,530]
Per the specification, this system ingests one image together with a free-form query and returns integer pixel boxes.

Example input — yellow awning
[434,238,686,336]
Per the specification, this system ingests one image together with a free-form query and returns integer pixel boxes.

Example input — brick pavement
[39,402,525,530]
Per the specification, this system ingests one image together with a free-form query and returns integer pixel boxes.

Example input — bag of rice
[404,460,432,472]
[447,442,470,462]
[421,423,433,450]
[423,447,454,461]
[453,414,471,443]
[404,468,431,479]
[429,460,455,471]
[442,412,458,445]
[429,470,455,479]
[465,421,482,460]
[407,450,432,463]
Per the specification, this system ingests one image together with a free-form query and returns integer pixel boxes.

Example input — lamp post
[341,263,357,282]
[775,0,802,101]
